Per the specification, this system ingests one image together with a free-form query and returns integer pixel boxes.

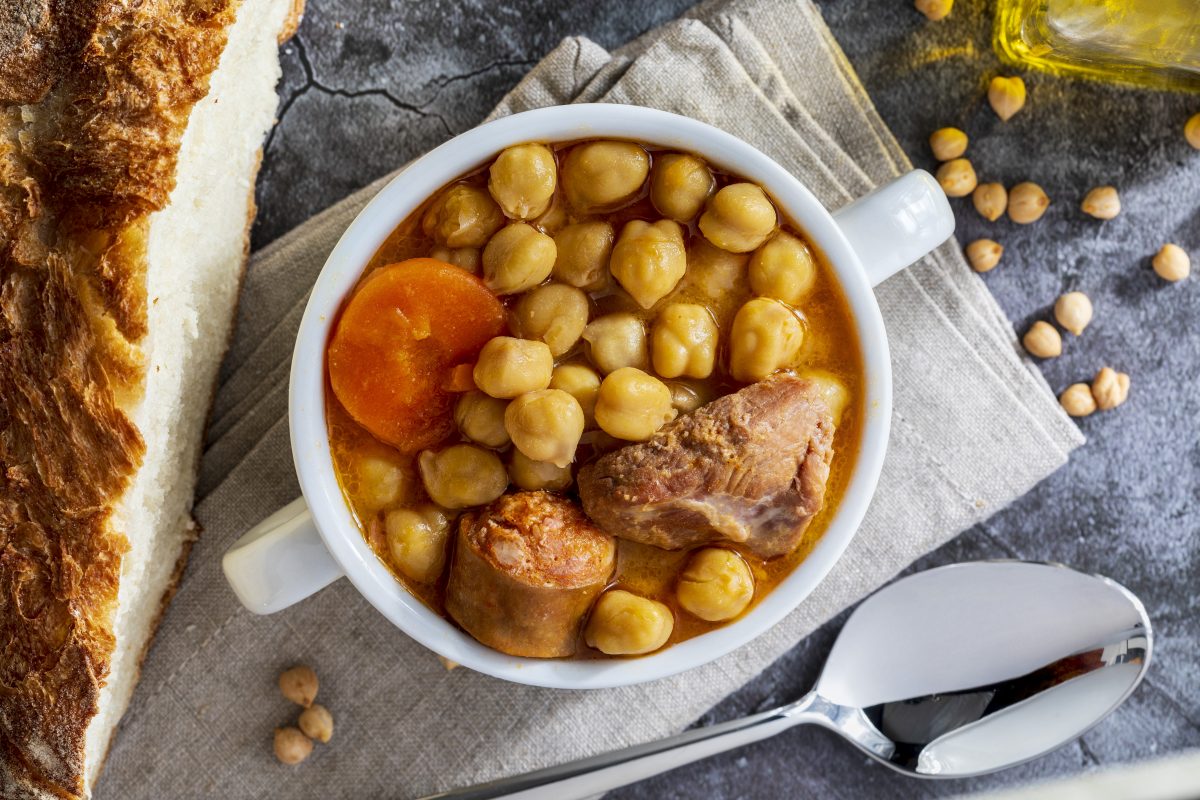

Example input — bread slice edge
[83,0,298,792]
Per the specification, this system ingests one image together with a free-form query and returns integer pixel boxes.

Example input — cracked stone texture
[251,1,1200,797]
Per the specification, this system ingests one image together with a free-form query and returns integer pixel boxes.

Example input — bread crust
[279,0,305,43]
[0,2,241,797]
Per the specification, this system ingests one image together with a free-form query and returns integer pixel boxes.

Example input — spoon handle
[418,695,819,800]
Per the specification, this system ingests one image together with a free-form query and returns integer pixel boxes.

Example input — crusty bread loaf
[0,1,301,797]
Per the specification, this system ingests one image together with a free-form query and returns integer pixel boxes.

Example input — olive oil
[994,0,1200,90]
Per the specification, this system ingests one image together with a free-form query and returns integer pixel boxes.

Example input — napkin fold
[99,1,1082,797]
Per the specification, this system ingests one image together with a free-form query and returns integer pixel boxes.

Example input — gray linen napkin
[99,1,1082,797]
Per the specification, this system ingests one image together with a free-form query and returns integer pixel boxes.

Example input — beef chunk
[577,373,836,558]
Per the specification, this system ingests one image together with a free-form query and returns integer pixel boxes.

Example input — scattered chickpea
[1023,321,1062,359]
[929,127,967,161]
[279,665,318,708]
[972,183,1007,221]
[914,0,953,21]
[1152,243,1190,282]
[298,704,335,744]
[1059,383,1096,417]
[1081,186,1120,220]
[988,76,1026,121]
[936,158,977,197]
[1008,182,1049,224]
[1054,292,1093,336]
[1185,113,1200,150]
[1092,367,1130,411]
[274,727,313,765]
[965,239,1003,272]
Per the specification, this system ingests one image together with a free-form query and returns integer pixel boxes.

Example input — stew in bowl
[324,137,864,660]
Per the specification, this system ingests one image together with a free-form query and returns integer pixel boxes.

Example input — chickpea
[504,389,585,468]
[351,448,407,511]
[473,336,553,398]
[274,727,313,765]
[676,548,755,622]
[682,238,748,302]
[584,589,674,655]
[430,244,481,273]
[422,183,504,248]
[482,223,556,295]
[1152,243,1190,282]
[512,283,590,357]
[1092,366,1130,411]
[552,221,614,291]
[972,183,1008,221]
[561,140,650,212]
[531,191,569,235]
[798,369,850,424]
[1008,182,1050,224]
[1054,291,1093,335]
[508,448,573,492]
[581,313,648,374]
[1060,383,1096,417]
[666,380,712,414]
[1023,321,1062,359]
[699,183,777,253]
[549,363,601,427]
[965,238,1003,272]
[1187,113,1200,150]
[748,232,817,305]
[488,143,557,219]
[610,219,688,309]
[936,158,977,197]
[594,367,677,442]
[454,391,510,448]
[279,665,318,707]
[385,505,451,583]
[915,0,953,21]
[988,75,1026,121]
[729,297,805,383]
[651,303,718,379]
[650,153,714,222]
[417,444,508,508]
[298,704,334,744]
[1081,186,1120,220]
[928,127,967,161]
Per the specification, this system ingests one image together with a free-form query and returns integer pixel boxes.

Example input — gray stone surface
[250,1,1199,797]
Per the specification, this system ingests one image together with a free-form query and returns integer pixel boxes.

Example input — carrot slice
[328,259,506,451]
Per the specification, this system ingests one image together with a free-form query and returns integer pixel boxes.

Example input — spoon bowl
[808,560,1150,776]
[423,561,1152,798]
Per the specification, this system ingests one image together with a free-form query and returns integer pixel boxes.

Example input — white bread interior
[85,0,296,789]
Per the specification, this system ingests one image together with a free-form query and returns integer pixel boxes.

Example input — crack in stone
[265,34,457,157]
[412,56,540,107]
[262,37,543,170]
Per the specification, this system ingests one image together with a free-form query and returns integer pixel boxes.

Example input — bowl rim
[289,103,892,689]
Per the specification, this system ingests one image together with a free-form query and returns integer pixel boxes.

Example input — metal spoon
[421,561,1151,799]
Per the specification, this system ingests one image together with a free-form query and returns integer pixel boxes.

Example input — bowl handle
[831,170,954,287]
[221,497,344,614]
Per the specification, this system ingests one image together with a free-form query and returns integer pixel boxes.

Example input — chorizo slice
[446,491,615,658]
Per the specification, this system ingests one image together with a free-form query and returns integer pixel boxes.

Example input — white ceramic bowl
[223,104,953,689]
